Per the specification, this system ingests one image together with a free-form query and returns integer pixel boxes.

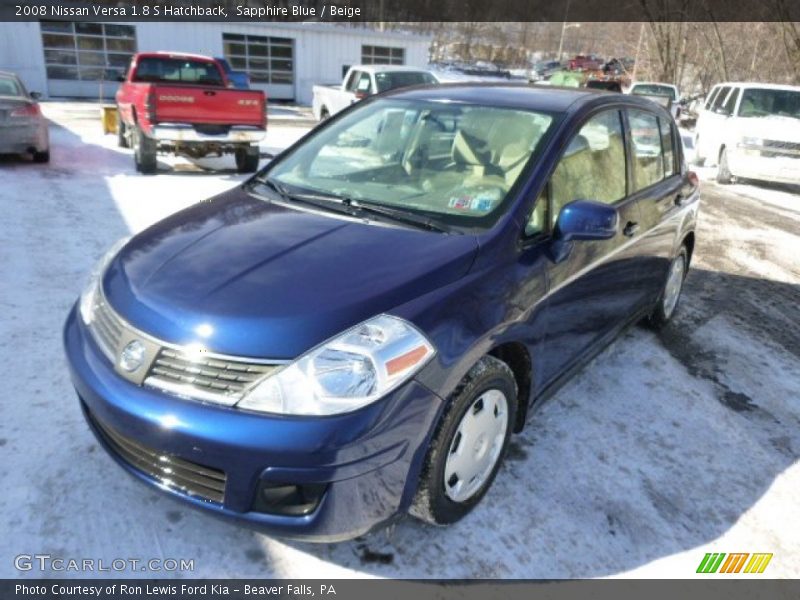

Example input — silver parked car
[0,71,49,162]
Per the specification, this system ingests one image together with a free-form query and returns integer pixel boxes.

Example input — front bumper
[729,147,800,185]
[150,123,265,144]
[63,306,443,541]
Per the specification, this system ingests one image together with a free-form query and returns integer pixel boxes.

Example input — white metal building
[0,21,432,104]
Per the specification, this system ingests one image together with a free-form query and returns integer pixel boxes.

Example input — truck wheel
[117,120,129,148]
[235,145,260,173]
[410,355,517,526]
[133,127,157,174]
[716,147,733,184]
[32,149,50,163]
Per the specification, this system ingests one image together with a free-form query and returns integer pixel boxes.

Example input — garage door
[222,33,295,101]
[40,20,136,99]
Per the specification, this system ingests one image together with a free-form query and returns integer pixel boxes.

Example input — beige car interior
[397,108,547,213]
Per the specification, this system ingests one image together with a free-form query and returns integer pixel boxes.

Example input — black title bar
[1,0,799,22]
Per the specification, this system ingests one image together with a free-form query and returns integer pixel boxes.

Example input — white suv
[694,82,800,185]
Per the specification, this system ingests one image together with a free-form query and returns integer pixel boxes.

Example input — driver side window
[549,110,626,226]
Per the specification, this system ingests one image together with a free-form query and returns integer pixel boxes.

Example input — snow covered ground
[1,103,798,579]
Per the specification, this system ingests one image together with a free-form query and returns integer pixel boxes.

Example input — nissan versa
[64,84,699,541]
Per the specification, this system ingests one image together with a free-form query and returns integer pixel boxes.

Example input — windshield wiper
[250,177,363,219]
[250,178,451,233]
[345,198,451,233]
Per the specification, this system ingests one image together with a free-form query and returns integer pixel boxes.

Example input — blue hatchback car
[64,84,699,541]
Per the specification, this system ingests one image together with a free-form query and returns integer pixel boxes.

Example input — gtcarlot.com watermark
[14,553,194,573]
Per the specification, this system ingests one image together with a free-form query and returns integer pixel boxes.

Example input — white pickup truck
[312,65,438,121]
[628,82,682,120]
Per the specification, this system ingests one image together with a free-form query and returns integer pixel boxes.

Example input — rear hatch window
[134,57,224,86]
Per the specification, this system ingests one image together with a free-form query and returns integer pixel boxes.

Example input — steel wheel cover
[444,389,509,503]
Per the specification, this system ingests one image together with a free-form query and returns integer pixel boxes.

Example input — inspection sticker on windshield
[448,190,500,212]
[448,195,472,210]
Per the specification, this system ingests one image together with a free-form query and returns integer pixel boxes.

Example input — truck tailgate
[153,86,265,126]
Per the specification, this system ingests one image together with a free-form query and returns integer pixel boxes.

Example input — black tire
[133,126,157,174]
[32,150,49,163]
[235,145,260,173]
[647,246,689,330]
[410,355,518,526]
[716,147,733,184]
[117,119,129,148]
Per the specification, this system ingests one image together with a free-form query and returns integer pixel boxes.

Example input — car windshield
[0,75,24,98]
[266,98,555,229]
[631,84,677,100]
[738,88,800,119]
[133,57,224,86]
[374,72,438,93]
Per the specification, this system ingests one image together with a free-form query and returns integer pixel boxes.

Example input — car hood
[736,115,800,142]
[103,187,479,359]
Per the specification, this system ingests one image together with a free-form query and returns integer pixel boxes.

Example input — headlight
[739,136,763,147]
[237,315,435,416]
[79,236,131,325]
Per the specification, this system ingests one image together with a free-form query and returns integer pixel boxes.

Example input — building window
[361,45,405,65]
[41,21,136,81]
[222,33,294,85]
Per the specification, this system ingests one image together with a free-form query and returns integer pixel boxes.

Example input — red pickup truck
[116,52,266,174]
[568,54,605,71]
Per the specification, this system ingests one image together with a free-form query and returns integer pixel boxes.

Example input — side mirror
[555,200,618,242]
[116,74,126,83]
[548,200,618,263]
[29,91,41,100]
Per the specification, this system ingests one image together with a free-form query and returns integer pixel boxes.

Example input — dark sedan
[64,84,699,541]
[0,71,49,162]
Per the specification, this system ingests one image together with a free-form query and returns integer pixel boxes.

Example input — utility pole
[556,0,571,60]
[632,22,645,81]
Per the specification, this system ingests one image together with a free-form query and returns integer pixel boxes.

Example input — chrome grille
[87,290,281,405]
[762,140,800,157]
[145,348,278,401]
[764,140,800,152]
[88,291,124,360]
[93,414,226,504]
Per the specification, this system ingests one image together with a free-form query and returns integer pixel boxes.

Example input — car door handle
[623,221,640,237]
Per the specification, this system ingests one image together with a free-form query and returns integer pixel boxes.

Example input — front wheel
[235,145,260,173]
[410,355,517,526]
[647,246,688,329]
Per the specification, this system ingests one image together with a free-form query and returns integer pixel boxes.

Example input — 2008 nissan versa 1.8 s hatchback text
[64,84,699,541]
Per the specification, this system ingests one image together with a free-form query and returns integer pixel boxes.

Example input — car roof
[0,70,21,79]
[351,65,433,74]
[711,82,800,92]
[136,51,216,62]
[385,82,667,114]
[631,82,678,88]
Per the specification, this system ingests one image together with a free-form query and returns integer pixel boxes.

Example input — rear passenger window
[345,71,360,92]
[720,87,740,116]
[659,117,675,177]
[356,72,371,94]
[704,86,720,110]
[712,86,731,112]
[549,110,626,225]
[629,109,664,191]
